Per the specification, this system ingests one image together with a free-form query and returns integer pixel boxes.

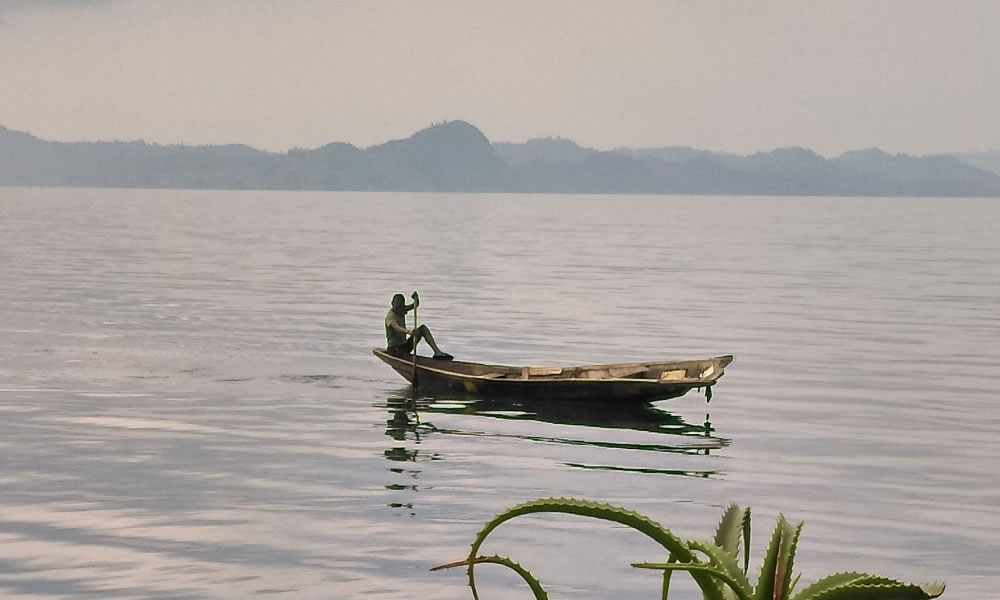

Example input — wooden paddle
[411,290,419,391]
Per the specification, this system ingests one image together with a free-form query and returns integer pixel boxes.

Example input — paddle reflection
[383,396,441,516]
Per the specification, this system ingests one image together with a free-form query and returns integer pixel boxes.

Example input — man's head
[391,293,406,312]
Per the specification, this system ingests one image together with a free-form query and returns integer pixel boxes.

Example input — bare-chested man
[384,291,453,360]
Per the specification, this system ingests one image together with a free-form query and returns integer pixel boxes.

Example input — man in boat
[385,292,453,360]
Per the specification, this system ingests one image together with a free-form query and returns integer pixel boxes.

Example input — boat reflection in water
[380,392,728,512]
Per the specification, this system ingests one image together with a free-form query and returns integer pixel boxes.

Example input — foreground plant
[432,498,945,600]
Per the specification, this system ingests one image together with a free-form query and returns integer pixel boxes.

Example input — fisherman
[385,291,453,360]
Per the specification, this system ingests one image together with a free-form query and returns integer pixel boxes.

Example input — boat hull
[372,348,732,403]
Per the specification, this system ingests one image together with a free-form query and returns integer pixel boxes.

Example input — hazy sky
[1,1,998,156]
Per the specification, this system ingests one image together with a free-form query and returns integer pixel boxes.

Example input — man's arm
[388,316,409,334]
[396,292,419,313]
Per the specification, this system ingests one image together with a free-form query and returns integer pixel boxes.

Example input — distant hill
[493,137,596,167]
[0,125,275,189]
[953,152,1000,177]
[3,122,1000,196]
[497,138,1000,196]
[0,121,511,192]
[366,120,510,191]
[833,149,1000,196]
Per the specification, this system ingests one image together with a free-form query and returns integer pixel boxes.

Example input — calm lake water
[1,188,998,599]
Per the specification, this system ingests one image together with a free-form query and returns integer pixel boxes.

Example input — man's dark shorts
[387,338,414,354]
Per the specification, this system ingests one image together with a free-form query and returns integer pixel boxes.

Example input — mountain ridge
[2,122,999,196]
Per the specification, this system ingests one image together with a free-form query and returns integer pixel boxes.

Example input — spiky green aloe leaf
[789,573,801,596]
[634,562,753,600]
[431,555,548,600]
[775,518,803,600]
[437,499,947,600]
[803,581,945,600]
[715,504,749,556]
[463,498,714,600]
[712,504,752,578]
[743,507,752,575]
[791,572,903,600]
[689,539,754,600]
[660,556,677,600]
[754,515,784,600]
[754,514,802,600]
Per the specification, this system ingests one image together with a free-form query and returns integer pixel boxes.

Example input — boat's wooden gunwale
[372,348,732,387]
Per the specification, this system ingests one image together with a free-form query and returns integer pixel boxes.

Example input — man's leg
[414,325,451,358]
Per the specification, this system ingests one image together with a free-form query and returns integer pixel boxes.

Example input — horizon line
[2,120,995,160]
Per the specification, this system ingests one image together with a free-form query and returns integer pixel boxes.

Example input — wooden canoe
[372,348,733,403]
